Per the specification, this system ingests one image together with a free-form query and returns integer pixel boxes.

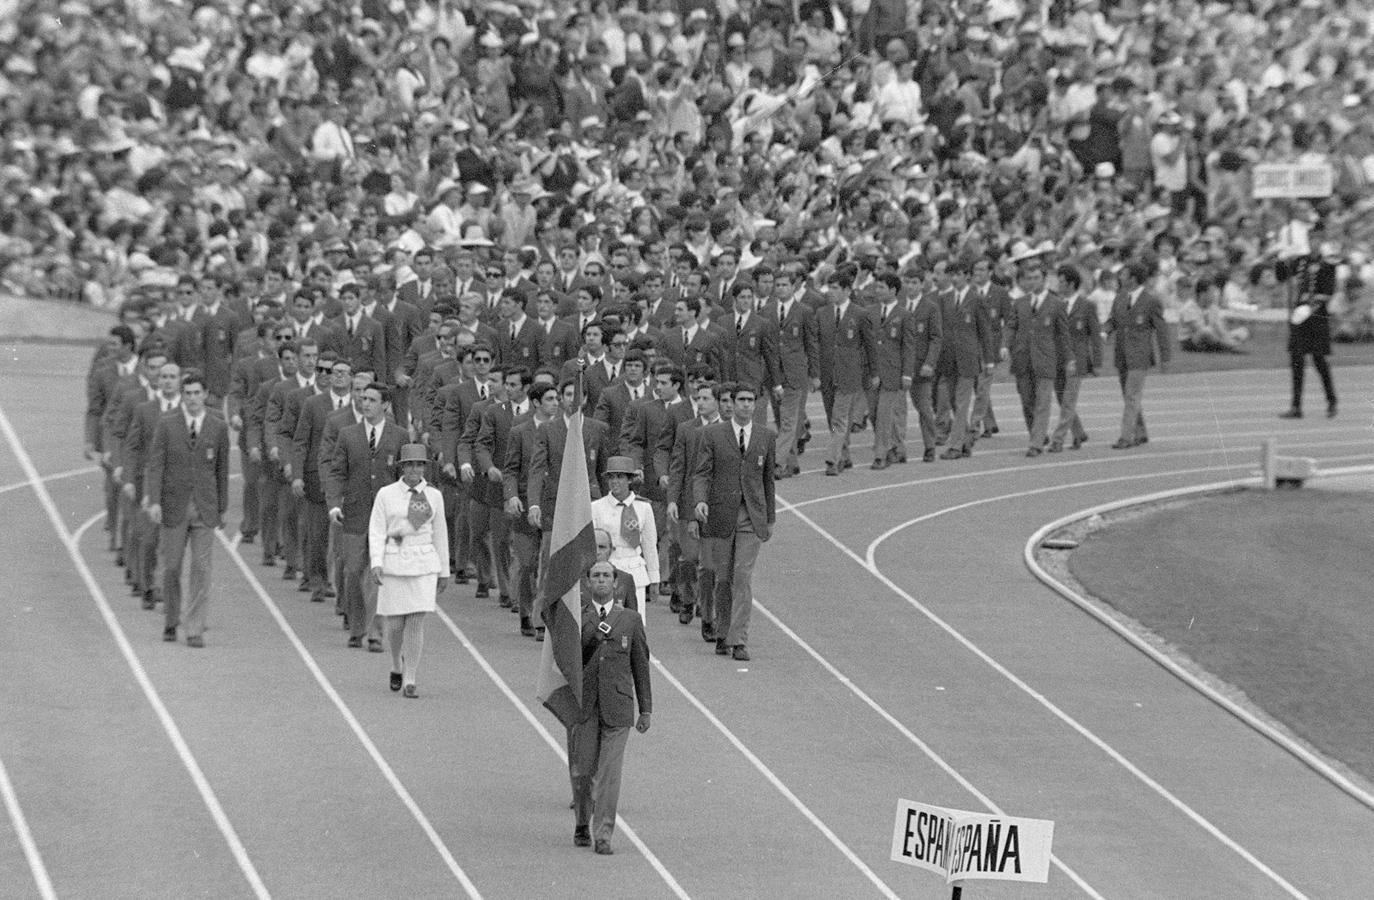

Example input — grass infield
[1069,487,1374,784]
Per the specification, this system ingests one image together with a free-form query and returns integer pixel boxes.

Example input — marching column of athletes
[87,246,1186,668]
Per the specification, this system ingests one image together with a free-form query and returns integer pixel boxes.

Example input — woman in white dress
[370,444,449,698]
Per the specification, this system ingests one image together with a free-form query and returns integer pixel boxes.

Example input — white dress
[369,479,450,616]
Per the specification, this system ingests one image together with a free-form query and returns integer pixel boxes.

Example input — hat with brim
[399,443,428,464]
[603,456,639,477]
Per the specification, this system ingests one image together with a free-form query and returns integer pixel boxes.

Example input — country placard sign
[1251,163,1333,199]
[890,799,1054,885]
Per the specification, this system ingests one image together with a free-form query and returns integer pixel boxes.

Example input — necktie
[369,426,377,452]
[407,487,432,529]
[347,318,355,337]
[738,427,747,455]
[835,307,842,327]
[610,365,619,381]
[479,383,487,399]
[599,605,608,621]
[510,323,518,341]
[780,302,789,322]
[189,420,198,443]
[1032,296,1040,313]
[736,316,744,336]
[618,500,640,547]
[682,328,690,345]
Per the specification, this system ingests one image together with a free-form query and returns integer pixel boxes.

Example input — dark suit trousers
[162,503,213,637]
[510,526,540,617]
[303,498,330,594]
[469,499,510,594]
[907,376,938,451]
[133,506,160,594]
[1052,372,1088,445]
[120,493,144,589]
[278,477,301,569]
[938,376,977,450]
[571,718,631,843]
[1289,351,1336,411]
[103,467,120,546]
[705,507,762,647]
[340,531,379,640]
[1014,374,1055,449]
[1117,369,1148,444]
[257,461,280,558]
[239,450,260,537]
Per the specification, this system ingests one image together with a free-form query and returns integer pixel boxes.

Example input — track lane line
[0,752,57,900]
[0,404,273,900]
[1021,464,1374,813]
[431,608,691,900]
[780,463,1313,898]
[749,598,1105,898]
[436,604,900,898]
[791,431,1370,507]
[215,535,484,899]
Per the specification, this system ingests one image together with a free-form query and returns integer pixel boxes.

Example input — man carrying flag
[535,368,652,856]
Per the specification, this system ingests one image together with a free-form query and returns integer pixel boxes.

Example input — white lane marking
[778,464,1312,899]
[0,404,273,900]
[1022,465,1374,813]
[0,464,99,496]
[215,536,484,899]
[0,753,58,900]
[791,433,1370,507]
[646,660,903,899]
[750,599,1105,899]
[431,608,691,900]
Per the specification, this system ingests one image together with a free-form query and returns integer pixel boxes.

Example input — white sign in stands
[1251,163,1334,199]
[891,799,1054,895]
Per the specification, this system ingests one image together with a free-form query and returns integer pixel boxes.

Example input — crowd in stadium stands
[3,0,1373,338]
[41,0,1374,652]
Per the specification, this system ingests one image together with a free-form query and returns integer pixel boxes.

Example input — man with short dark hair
[571,560,651,856]
[1106,261,1170,448]
[328,381,405,650]
[692,384,776,662]
[145,371,230,648]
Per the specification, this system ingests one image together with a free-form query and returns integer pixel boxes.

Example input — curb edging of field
[1023,467,1374,814]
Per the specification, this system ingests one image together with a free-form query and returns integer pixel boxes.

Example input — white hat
[167,47,205,73]
[579,115,604,131]
[1094,161,1116,179]
[466,181,491,195]
[434,178,462,200]
[479,32,504,49]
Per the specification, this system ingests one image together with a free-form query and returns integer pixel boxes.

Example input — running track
[2,344,1371,899]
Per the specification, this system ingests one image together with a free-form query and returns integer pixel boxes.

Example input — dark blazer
[592,382,643,450]
[245,375,283,457]
[437,377,482,466]
[691,420,776,541]
[577,601,651,727]
[145,412,230,528]
[396,279,438,317]
[667,415,712,510]
[659,325,722,374]
[495,316,543,371]
[474,401,529,508]
[277,382,320,477]
[718,311,781,393]
[328,313,388,381]
[534,317,581,370]
[199,304,241,398]
[620,397,691,504]
[1106,288,1171,372]
[767,297,820,389]
[325,421,405,533]
[1007,292,1071,380]
[122,398,176,500]
[292,319,342,357]
[559,355,618,414]
[502,416,543,535]
[1062,296,1103,375]
[383,298,426,382]
[293,391,349,502]
[972,281,1012,351]
[228,355,281,443]
[817,300,877,393]
[937,288,995,378]
[872,303,911,390]
[528,415,611,525]
[902,294,944,377]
